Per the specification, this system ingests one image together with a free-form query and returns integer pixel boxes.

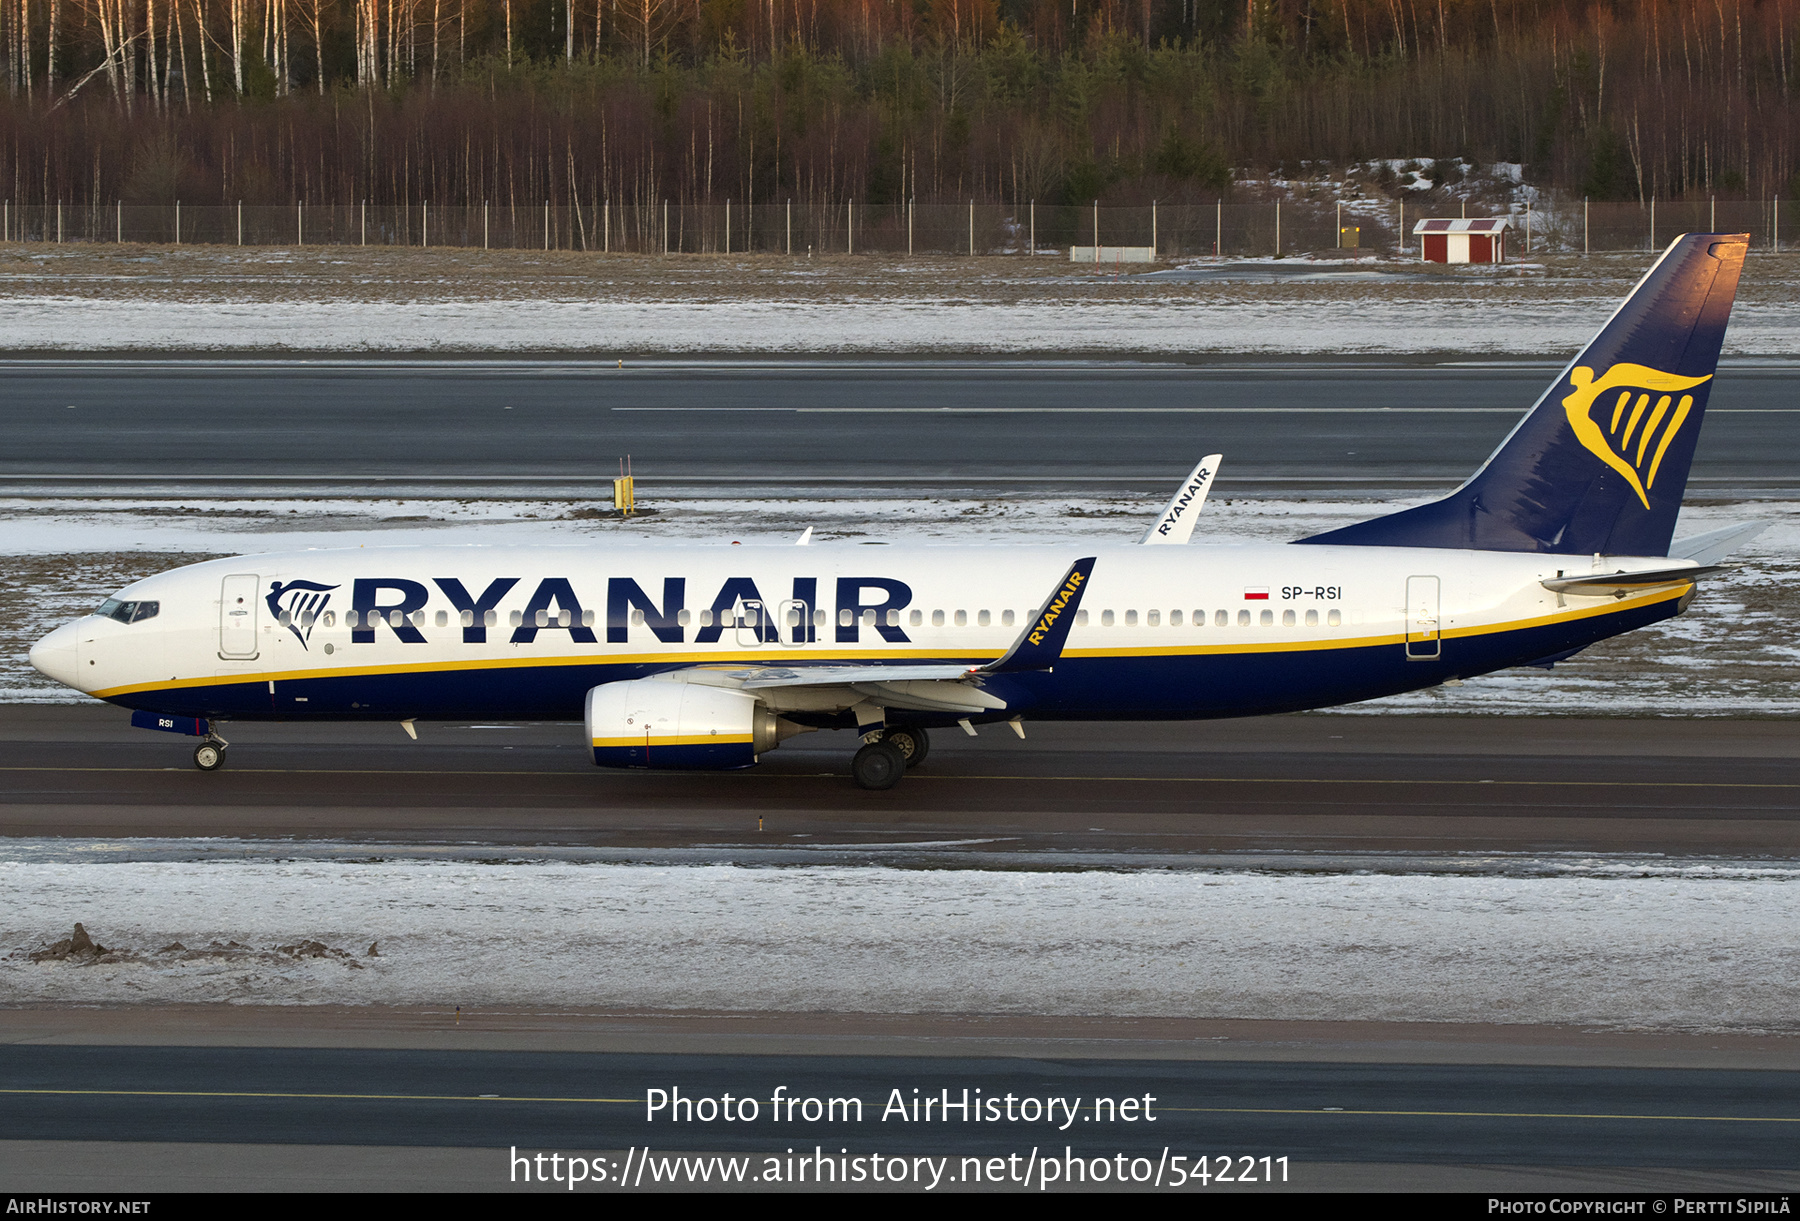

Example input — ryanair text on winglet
[1028,569,1087,645]
[1155,468,1210,537]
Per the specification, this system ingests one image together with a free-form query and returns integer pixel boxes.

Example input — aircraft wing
[739,664,980,689]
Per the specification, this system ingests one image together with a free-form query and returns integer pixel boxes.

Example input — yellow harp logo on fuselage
[1561,363,1712,509]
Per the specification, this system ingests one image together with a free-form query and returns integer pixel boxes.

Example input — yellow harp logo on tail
[1561,363,1712,509]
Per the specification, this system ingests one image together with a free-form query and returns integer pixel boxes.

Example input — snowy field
[4,292,1797,357]
[0,245,1796,356]
[4,846,1797,1031]
[4,491,1796,715]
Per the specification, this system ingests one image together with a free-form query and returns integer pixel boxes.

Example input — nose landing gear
[192,734,229,771]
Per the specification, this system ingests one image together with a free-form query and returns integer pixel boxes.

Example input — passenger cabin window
[1101,610,1115,627]
[1328,609,1342,626]
[1305,610,1319,626]
[1260,610,1274,626]
[1001,610,1015,627]
[1282,610,1296,626]
[1076,609,1089,626]
[954,610,968,627]
[1237,610,1250,626]
[435,610,449,627]
[932,610,945,627]
[699,609,714,626]
[323,610,336,627]
[1147,610,1160,626]
[909,609,923,627]
[1170,610,1182,626]
[977,610,991,627]
[1215,610,1228,627]
[1124,610,1138,626]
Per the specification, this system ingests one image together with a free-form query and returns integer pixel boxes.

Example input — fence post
[1398,199,1403,255]
[1711,195,1716,232]
[1525,202,1530,254]
[1584,197,1589,254]
[1776,198,1781,251]
[56,202,62,243]
[847,199,853,255]
[908,198,913,256]
[483,201,488,250]
[364,201,369,247]
[968,199,974,256]
[174,200,179,245]
[1274,199,1280,256]
[1152,199,1157,257]
[117,201,122,244]
[725,199,730,254]
[424,201,429,248]
[1216,199,1222,255]
[1336,201,1341,249]
[1650,196,1655,251]
[549,200,554,252]
[1029,200,1035,256]
[298,200,303,246]
[786,200,792,254]
[1093,199,1099,263]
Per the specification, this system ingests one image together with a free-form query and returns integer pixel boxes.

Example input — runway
[3,1043,1798,1191]
[3,357,1798,494]
[4,706,1798,855]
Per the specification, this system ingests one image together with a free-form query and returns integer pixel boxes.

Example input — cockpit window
[96,598,159,624]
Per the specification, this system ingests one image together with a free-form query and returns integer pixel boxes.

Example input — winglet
[1142,455,1222,545]
[982,557,1097,674]
[795,527,813,546]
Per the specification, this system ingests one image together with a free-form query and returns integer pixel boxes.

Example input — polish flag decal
[1243,587,1270,600]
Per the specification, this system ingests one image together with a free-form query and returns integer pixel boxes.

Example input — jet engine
[585,679,803,770]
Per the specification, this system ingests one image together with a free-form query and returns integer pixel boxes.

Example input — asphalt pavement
[2,357,1795,494]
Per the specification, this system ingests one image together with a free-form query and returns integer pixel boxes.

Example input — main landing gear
[192,734,229,771]
[851,728,930,791]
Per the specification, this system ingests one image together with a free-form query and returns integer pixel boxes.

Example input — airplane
[29,232,1757,790]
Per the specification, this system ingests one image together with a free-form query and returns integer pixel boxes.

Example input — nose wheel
[193,737,228,771]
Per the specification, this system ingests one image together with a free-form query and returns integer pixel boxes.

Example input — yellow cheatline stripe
[91,586,1688,700]
[1162,1105,1800,1124]
[0,1087,634,1104]
[0,768,1793,790]
[591,734,753,748]
[92,646,1002,699]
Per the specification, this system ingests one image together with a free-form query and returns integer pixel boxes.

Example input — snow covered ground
[5,846,1796,1030]
[3,293,1796,356]
[4,492,1795,714]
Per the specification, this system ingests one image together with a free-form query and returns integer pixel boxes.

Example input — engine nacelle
[586,679,789,770]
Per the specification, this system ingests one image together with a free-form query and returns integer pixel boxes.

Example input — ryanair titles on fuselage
[273,573,921,650]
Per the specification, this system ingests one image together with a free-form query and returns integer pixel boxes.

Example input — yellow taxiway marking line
[1,767,1797,791]
[2,1089,1792,1124]
[0,1087,636,1104]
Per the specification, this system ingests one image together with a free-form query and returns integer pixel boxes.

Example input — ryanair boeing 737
[29,233,1758,789]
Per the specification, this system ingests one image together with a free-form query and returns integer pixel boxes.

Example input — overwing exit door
[219,574,261,658]
[1405,575,1441,660]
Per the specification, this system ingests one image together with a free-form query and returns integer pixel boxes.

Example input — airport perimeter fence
[2,197,1789,258]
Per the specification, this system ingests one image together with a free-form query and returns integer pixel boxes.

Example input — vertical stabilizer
[1298,233,1747,556]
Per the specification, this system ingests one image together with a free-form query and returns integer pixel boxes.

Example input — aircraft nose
[28,621,84,691]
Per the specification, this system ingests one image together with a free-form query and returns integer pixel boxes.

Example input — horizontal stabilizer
[1541,565,1720,598]
[1669,521,1767,566]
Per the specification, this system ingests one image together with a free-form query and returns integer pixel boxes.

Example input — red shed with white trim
[1413,217,1510,264]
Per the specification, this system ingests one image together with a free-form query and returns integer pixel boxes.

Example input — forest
[1,1,1795,211]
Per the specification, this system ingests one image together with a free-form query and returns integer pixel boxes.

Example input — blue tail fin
[1298,233,1748,556]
